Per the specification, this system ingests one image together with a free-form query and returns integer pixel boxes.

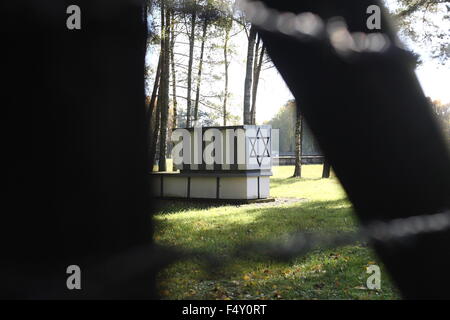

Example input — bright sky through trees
[146,1,449,125]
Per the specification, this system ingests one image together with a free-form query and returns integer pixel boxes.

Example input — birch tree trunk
[223,21,232,126]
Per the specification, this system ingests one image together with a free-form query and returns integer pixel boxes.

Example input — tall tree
[322,160,331,178]
[149,95,161,171]
[293,109,302,177]
[186,7,197,127]
[222,19,232,126]
[265,100,296,153]
[169,7,179,171]
[193,18,209,124]
[243,25,257,124]
[250,36,265,125]
[158,1,171,172]
[147,52,162,126]
[170,9,178,129]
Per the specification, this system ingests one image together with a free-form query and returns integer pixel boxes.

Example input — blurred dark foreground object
[2,0,157,299]
[255,0,450,299]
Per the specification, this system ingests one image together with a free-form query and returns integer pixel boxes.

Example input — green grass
[154,165,401,300]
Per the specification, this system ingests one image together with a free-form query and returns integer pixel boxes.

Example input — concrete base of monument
[155,197,276,205]
[150,170,272,201]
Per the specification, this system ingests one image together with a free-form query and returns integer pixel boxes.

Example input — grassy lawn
[153,165,401,300]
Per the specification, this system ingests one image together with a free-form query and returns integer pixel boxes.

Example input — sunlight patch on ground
[154,165,400,300]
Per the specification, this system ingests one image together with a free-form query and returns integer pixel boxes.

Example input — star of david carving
[248,128,271,167]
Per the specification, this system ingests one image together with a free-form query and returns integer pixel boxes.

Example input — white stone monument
[150,125,273,201]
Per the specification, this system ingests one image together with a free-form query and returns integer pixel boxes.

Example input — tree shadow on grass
[156,198,359,259]
[156,198,402,299]
[207,249,400,300]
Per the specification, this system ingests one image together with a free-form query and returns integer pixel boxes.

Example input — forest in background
[146,0,450,175]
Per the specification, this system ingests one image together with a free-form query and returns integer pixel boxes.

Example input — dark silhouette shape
[3,1,155,299]
[257,0,450,299]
